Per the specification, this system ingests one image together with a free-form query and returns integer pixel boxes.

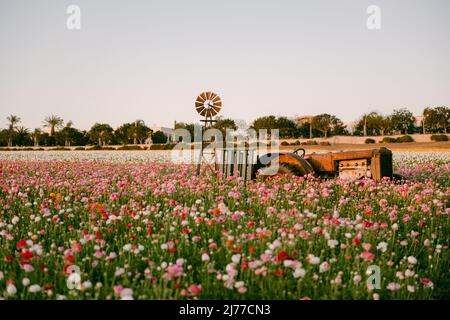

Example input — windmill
[195,91,222,175]
[195,91,222,128]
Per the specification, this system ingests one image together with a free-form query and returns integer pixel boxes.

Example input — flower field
[0,151,449,300]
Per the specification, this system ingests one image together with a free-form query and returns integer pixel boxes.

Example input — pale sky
[1,0,449,130]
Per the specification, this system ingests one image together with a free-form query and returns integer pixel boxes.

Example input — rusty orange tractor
[254,147,400,181]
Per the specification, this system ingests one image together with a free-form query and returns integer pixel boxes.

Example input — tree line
[0,115,169,147]
[1,106,448,146]
[177,106,449,139]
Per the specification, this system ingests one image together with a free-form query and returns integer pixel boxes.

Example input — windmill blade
[196,106,205,112]
[206,92,212,100]
[211,106,221,114]
[209,109,218,116]
[214,101,222,107]
[206,108,214,117]
[200,92,207,101]
[212,95,221,102]
[195,101,203,107]
[199,108,208,116]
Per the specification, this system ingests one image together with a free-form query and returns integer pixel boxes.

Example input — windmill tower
[195,91,222,175]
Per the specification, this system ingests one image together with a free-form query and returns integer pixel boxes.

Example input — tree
[152,131,168,144]
[250,116,300,138]
[423,106,450,133]
[213,117,237,136]
[43,115,64,136]
[89,123,114,146]
[276,117,299,138]
[6,115,21,147]
[250,116,279,133]
[388,108,415,134]
[114,120,152,145]
[57,121,76,146]
[311,114,345,138]
[355,112,390,136]
[174,122,199,141]
[114,123,133,145]
[129,120,151,144]
[15,127,32,146]
[56,126,86,146]
[31,129,42,147]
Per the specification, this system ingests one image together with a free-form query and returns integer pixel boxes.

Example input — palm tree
[43,115,64,136]
[61,120,74,146]
[31,128,42,147]
[6,115,21,147]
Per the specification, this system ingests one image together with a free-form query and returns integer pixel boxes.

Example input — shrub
[290,140,301,146]
[381,137,397,143]
[396,135,414,143]
[430,134,449,142]
[301,140,318,146]
[50,147,70,151]
[88,145,103,150]
[117,145,142,151]
[280,141,290,146]
[365,138,376,144]
[319,141,331,146]
[102,146,116,150]
[150,144,175,150]
[74,147,85,150]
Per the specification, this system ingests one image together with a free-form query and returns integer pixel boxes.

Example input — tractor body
[254,147,394,181]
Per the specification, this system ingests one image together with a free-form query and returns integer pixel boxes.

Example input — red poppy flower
[21,251,33,260]
[16,239,27,250]
[277,250,290,261]
[274,269,285,276]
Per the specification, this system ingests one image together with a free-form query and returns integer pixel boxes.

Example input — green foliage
[430,134,449,142]
[89,123,114,146]
[149,143,175,150]
[311,114,346,138]
[115,120,151,145]
[250,116,300,138]
[381,137,397,143]
[212,117,237,136]
[396,135,414,143]
[389,108,415,134]
[117,145,143,150]
[423,106,450,133]
[152,131,168,144]
[365,138,376,144]
[356,112,391,136]
[301,140,318,145]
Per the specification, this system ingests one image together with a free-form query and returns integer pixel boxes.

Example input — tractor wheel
[257,163,304,180]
